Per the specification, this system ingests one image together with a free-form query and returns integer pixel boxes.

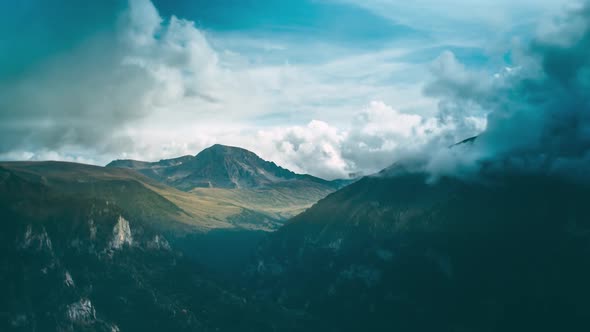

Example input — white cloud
[255,120,348,179]
[116,0,438,132]
[101,99,459,180]
[124,0,162,46]
[248,100,463,179]
[354,101,425,140]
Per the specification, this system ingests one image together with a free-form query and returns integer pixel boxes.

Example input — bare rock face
[109,216,133,250]
[66,298,96,325]
[88,218,97,240]
[147,234,171,251]
[20,225,53,252]
[64,271,75,288]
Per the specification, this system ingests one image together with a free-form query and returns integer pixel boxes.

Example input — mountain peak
[185,144,296,189]
[198,144,260,159]
[206,143,244,151]
[107,144,343,191]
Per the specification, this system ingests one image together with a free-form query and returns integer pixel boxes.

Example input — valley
[0,145,352,331]
[107,144,351,231]
[3,145,590,331]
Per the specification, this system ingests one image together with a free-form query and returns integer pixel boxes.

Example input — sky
[0,0,583,179]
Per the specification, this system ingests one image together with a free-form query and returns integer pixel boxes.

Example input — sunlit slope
[0,161,281,232]
[189,179,337,219]
[107,144,347,191]
[107,144,354,229]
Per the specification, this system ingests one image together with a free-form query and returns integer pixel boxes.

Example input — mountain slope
[0,161,287,232]
[107,144,354,227]
[250,171,590,332]
[107,144,345,191]
[0,165,294,331]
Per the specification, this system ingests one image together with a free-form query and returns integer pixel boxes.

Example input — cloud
[334,0,571,40]
[255,120,348,179]
[418,1,590,181]
[123,0,590,182]
[254,101,450,179]
[0,0,440,177]
[0,0,268,160]
[0,0,164,155]
[4,0,581,181]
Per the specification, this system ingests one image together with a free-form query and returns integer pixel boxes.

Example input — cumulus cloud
[255,120,348,179]
[0,0,259,160]
[0,1,157,154]
[419,1,590,181]
[254,101,450,179]
[115,0,590,182]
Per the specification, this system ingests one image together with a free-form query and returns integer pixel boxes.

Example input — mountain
[0,158,350,233]
[0,162,293,331]
[249,169,590,332]
[4,154,590,331]
[107,144,354,228]
[107,144,346,191]
[0,158,352,278]
[0,161,271,232]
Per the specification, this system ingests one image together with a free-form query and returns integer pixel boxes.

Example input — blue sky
[0,0,578,178]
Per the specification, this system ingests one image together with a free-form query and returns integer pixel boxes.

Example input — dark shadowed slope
[250,170,590,332]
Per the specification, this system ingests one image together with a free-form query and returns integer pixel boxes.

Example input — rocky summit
[107,144,348,191]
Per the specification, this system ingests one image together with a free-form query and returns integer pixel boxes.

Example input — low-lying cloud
[255,101,455,179]
[420,1,590,181]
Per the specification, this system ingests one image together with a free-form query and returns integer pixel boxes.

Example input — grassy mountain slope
[250,171,590,332]
[0,166,294,332]
[107,144,354,229]
[0,161,281,232]
[107,144,345,191]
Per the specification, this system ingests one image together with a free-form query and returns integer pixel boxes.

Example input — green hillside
[106,144,354,230]
[0,161,223,232]
[250,171,590,331]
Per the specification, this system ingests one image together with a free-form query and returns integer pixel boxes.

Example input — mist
[412,1,590,182]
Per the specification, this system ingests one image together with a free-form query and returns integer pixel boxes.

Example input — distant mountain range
[0,145,353,234]
[106,144,353,230]
[107,144,349,191]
